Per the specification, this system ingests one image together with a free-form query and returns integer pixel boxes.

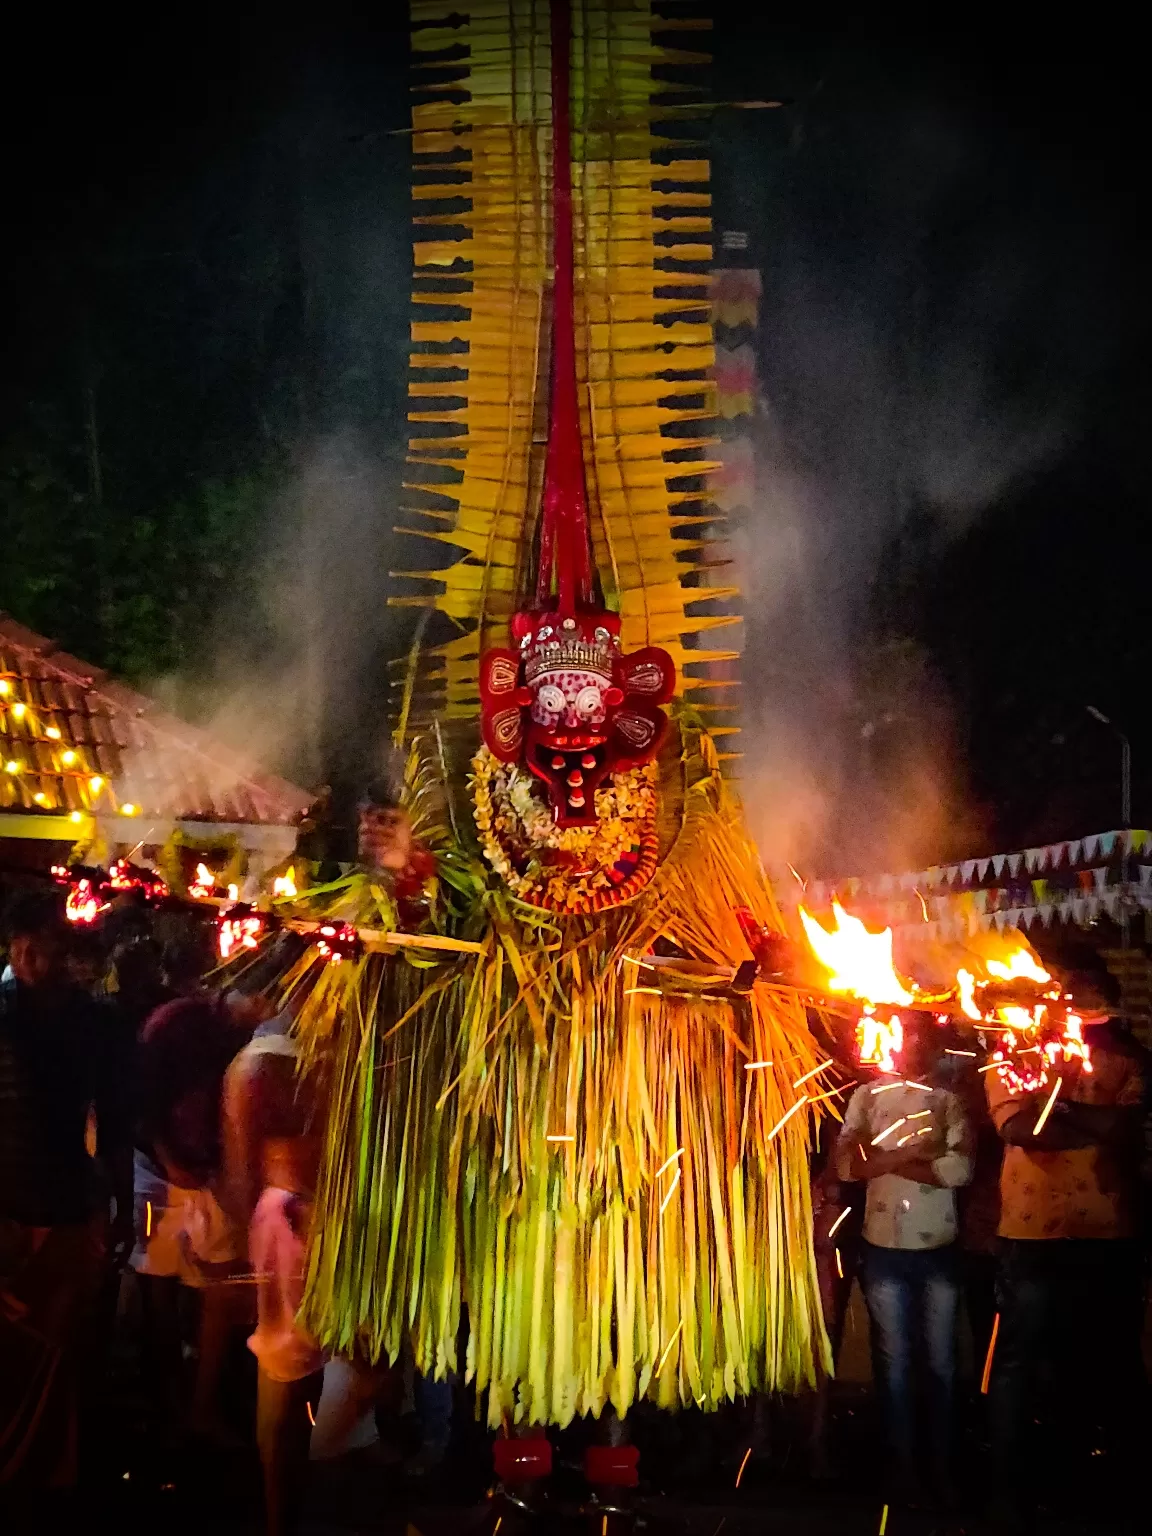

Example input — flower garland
[471,747,660,911]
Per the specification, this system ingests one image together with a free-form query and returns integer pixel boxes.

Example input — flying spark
[1032,1077,1063,1135]
[980,1313,1001,1395]
[792,1058,833,1089]
[765,1095,809,1143]
[827,1206,852,1240]
[655,1320,684,1376]
[659,1168,681,1218]
[871,1118,907,1146]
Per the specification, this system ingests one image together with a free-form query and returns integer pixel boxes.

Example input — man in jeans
[835,1013,974,1506]
[986,982,1146,1529]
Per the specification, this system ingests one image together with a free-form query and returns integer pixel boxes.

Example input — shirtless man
[221,991,324,1536]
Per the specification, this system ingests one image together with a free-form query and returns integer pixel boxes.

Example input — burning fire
[188,862,219,900]
[985,949,1050,985]
[272,866,298,900]
[798,901,914,1006]
[315,921,363,966]
[65,878,108,926]
[797,899,1093,1095]
[857,1008,903,1072]
[217,905,266,960]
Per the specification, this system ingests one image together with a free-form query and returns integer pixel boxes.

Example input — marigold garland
[471,747,659,911]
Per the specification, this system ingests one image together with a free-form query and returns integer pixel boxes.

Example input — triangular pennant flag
[1005,909,1022,930]
[1131,829,1148,854]
[992,855,1006,878]
[993,911,1007,931]
[1038,904,1054,926]
[1082,836,1099,862]
[1024,848,1040,873]
[962,860,977,883]
[977,858,990,881]
[1048,842,1065,870]
[1007,853,1023,878]
[1100,832,1117,857]
[1093,867,1109,892]
[1140,865,1152,892]
[973,890,989,913]
[1031,879,1049,905]
[1020,908,1036,929]
[976,909,993,930]
[1066,840,1082,865]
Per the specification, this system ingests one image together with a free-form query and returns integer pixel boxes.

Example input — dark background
[2,13,1148,870]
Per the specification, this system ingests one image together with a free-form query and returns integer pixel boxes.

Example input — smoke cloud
[724,72,1135,883]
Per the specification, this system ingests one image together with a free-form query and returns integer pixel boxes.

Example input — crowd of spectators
[1,862,1149,1534]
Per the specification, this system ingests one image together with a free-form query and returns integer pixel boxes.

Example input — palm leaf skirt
[294,734,831,1426]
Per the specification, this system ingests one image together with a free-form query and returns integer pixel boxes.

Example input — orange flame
[857,1008,903,1072]
[985,948,1050,985]
[799,901,914,1006]
[272,866,297,900]
[65,879,108,925]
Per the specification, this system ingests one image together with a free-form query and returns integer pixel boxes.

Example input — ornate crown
[518,615,620,684]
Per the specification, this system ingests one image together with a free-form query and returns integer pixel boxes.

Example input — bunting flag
[712,267,762,328]
[714,340,757,418]
[801,828,1152,953]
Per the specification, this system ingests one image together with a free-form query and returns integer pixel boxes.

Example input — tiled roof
[0,614,311,826]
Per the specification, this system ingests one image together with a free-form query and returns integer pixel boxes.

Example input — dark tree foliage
[1,418,283,683]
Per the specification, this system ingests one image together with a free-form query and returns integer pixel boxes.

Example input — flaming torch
[959,935,1093,1096]
[798,901,918,1070]
[217,903,269,961]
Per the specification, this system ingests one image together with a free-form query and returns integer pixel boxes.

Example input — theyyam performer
[229,0,833,1466]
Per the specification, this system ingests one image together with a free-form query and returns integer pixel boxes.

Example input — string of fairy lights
[0,672,141,817]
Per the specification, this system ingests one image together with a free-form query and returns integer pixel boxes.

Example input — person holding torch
[834,1010,974,1508]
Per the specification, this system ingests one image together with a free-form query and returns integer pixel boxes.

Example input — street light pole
[1086,705,1133,951]
[1085,705,1131,829]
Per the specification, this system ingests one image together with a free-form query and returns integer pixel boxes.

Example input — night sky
[3,14,1148,871]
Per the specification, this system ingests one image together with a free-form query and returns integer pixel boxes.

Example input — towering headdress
[397,0,740,907]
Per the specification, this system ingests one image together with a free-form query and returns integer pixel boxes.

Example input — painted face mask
[480,608,675,825]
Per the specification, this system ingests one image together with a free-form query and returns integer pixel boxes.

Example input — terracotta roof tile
[0,614,311,826]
